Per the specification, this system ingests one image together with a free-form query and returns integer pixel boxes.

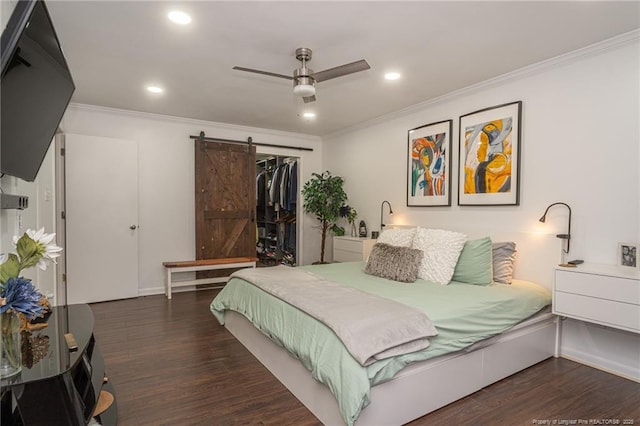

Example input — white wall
[59,106,323,295]
[323,34,640,380]
[0,144,58,300]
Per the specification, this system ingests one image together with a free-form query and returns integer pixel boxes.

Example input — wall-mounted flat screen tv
[1,0,75,182]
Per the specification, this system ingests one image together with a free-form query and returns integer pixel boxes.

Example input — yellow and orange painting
[463,117,513,195]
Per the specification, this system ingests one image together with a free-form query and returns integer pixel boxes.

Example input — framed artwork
[618,242,638,269]
[407,119,452,207]
[458,101,522,206]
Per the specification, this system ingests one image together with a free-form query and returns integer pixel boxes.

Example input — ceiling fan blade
[232,66,293,80]
[303,95,316,103]
[312,59,370,83]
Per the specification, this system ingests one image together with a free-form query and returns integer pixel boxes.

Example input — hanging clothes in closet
[269,160,297,210]
[256,157,298,267]
[256,168,270,219]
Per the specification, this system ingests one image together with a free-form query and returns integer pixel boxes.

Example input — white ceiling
[46,1,639,137]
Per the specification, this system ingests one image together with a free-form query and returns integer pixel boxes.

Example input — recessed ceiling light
[168,10,191,25]
[385,72,401,81]
[146,85,164,94]
[302,112,316,119]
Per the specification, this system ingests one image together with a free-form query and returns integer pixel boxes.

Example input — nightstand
[333,236,376,262]
[553,263,640,356]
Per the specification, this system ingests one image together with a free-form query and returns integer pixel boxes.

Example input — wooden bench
[162,257,257,299]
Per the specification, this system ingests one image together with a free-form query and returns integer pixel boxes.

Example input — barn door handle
[130,225,137,230]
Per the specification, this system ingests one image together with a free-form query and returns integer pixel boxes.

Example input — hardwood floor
[90,290,640,426]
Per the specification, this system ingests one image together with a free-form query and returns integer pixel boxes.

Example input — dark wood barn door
[195,140,256,264]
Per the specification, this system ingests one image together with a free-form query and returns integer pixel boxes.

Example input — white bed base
[225,311,556,425]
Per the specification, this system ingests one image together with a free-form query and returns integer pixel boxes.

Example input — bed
[210,230,555,425]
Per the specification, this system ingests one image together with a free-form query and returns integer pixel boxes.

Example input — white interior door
[65,134,139,303]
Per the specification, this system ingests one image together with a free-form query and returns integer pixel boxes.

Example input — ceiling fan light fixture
[293,75,316,97]
[233,47,368,103]
[293,84,316,97]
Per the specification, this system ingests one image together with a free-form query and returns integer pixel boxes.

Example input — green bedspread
[210,261,551,425]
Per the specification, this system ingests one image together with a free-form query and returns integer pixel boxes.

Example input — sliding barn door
[195,140,256,261]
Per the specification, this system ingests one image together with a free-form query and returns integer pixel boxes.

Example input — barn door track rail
[190,131,314,152]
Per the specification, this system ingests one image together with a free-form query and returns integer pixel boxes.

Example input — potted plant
[339,205,358,237]
[302,171,348,263]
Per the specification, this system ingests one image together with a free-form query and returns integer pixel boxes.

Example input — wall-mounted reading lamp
[539,202,572,254]
[380,200,393,230]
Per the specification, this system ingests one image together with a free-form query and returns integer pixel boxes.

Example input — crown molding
[66,103,322,144]
[324,29,640,140]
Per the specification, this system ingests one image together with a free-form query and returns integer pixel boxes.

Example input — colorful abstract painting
[458,102,522,205]
[407,120,452,207]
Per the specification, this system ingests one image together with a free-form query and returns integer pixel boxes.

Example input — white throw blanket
[231,266,438,366]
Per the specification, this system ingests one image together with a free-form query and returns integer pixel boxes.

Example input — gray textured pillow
[492,242,517,284]
[365,243,424,283]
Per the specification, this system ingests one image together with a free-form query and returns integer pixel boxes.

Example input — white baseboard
[559,319,640,383]
[138,286,166,297]
[138,285,222,297]
[559,352,639,383]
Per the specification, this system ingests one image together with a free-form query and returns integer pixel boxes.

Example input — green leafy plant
[302,171,348,263]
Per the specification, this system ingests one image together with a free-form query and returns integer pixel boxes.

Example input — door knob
[130,225,137,230]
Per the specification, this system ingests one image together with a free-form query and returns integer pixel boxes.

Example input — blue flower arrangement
[1,277,46,319]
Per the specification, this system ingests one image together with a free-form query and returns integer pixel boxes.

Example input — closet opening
[256,154,299,267]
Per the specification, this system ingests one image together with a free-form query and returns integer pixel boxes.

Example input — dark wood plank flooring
[90,289,640,426]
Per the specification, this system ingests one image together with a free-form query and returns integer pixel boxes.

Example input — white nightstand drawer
[334,237,365,253]
[555,270,640,305]
[333,237,376,262]
[554,292,640,333]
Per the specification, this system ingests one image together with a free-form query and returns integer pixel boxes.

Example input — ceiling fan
[233,47,370,103]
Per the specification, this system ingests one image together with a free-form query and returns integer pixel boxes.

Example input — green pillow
[452,237,493,285]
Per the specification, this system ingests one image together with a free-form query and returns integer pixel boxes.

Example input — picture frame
[458,101,522,206]
[407,119,452,207]
[618,242,638,269]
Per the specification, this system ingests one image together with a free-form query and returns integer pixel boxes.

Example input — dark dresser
[1,304,116,425]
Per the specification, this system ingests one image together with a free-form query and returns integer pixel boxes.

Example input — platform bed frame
[225,310,556,425]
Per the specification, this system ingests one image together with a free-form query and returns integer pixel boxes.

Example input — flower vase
[0,311,22,379]
[350,222,358,237]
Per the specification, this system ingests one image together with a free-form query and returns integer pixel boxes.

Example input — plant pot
[1,311,22,379]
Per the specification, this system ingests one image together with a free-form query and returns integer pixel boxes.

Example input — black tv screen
[1,0,75,182]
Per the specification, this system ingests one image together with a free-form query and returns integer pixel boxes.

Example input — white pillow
[412,227,467,285]
[376,227,416,248]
